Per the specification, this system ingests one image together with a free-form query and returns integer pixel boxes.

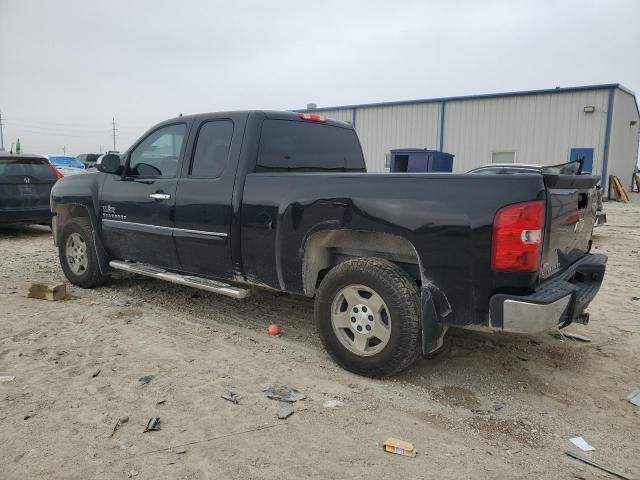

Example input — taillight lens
[49,163,64,180]
[492,200,545,272]
[298,113,326,122]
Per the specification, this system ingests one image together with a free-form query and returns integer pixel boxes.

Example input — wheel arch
[301,229,422,297]
[54,202,110,273]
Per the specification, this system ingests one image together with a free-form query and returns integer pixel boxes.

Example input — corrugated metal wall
[444,90,609,173]
[355,103,441,171]
[315,88,637,178]
[608,90,640,184]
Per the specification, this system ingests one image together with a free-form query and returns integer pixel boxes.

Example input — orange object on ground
[268,324,282,336]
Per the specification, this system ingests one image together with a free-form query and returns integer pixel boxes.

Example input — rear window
[256,120,365,172]
[0,158,56,181]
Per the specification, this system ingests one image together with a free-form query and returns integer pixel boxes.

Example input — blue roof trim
[299,83,638,116]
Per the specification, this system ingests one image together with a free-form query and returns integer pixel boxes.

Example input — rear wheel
[58,218,107,288]
[314,258,421,377]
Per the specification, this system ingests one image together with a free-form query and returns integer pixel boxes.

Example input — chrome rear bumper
[489,253,607,334]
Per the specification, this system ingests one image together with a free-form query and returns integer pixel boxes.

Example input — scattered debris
[128,469,139,478]
[493,403,505,411]
[631,296,639,301]
[26,282,67,301]
[562,332,592,342]
[23,415,32,420]
[143,417,161,433]
[108,416,129,438]
[0,375,16,382]
[323,399,344,408]
[91,369,101,378]
[626,388,640,407]
[138,375,154,385]
[111,298,129,307]
[263,385,305,402]
[382,437,416,458]
[565,451,632,480]
[156,399,167,405]
[570,436,595,452]
[276,406,294,419]
[221,392,240,404]
[174,448,187,454]
[516,354,529,362]
[267,324,282,336]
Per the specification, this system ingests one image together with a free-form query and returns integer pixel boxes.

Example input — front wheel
[314,258,421,377]
[58,217,107,288]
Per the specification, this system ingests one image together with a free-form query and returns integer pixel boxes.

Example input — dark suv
[0,152,63,226]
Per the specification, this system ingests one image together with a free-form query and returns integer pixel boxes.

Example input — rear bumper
[489,253,607,334]
[0,208,51,226]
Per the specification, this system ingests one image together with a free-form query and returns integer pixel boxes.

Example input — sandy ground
[0,198,639,480]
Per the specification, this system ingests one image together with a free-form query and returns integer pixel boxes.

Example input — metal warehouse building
[303,83,640,189]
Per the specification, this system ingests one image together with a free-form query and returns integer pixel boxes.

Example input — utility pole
[62,145,66,155]
[111,117,118,151]
[0,109,5,152]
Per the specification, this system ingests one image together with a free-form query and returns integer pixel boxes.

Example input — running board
[109,260,251,299]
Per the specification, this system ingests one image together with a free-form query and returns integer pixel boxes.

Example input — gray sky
[1,0,638,155]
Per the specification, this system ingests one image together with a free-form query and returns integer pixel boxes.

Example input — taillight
[492,200,545,272]
[49,163,64,180]
[298,113,326,122]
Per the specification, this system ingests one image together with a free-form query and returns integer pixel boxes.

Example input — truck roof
[160,110,354,129]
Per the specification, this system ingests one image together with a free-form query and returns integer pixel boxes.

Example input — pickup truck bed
[51,110,607,377]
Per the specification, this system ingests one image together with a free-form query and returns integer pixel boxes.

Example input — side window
[129,124,186,177]
[190,121,234,178]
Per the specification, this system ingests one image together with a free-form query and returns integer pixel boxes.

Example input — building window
[492,151,516,164]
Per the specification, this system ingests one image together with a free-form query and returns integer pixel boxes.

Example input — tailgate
[540,170,600,280]
[0,158,57,210]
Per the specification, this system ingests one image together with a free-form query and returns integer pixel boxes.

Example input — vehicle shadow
[0,225,52,239]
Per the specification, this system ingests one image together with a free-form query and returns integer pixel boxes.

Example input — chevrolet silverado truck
[50,110,607,377]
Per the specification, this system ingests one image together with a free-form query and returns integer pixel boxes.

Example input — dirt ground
[1,198,639,480]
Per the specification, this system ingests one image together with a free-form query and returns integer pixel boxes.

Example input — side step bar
[109,260,251,300]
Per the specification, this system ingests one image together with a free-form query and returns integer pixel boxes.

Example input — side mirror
[97,153,122,174]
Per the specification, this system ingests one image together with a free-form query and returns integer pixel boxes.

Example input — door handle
[149,193,171,200]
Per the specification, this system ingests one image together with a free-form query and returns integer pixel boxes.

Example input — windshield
[49,155,85,169]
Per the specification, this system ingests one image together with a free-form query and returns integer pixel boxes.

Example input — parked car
[50,111,607,377]
[48,155,87,176]
[77,153,102,169]
[1,152,63,226]
[468,163,607,226]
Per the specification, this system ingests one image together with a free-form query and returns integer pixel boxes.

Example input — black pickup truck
[51,110,607,377]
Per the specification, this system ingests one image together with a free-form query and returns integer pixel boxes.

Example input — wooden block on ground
[26,282,67,301]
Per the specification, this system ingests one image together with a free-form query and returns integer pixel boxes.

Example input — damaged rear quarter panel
[240,172,546,326]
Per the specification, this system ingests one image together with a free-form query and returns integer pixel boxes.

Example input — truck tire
[314,257,421,377]
[58,217,107,288]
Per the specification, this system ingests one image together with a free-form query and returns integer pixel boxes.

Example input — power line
[0,109,4,152]
[112,117,118,151]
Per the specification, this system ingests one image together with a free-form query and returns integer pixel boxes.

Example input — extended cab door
[173,115,245,279]
[100,122,188,269]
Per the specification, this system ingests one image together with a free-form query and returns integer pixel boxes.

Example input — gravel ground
[0,198,639,479]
